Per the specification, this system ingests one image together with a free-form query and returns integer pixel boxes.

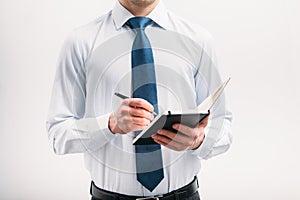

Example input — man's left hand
[152,115,209,151]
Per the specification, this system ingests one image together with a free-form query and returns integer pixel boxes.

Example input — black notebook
[132,78,231,145]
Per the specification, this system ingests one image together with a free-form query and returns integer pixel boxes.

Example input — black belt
[90,176,199,200]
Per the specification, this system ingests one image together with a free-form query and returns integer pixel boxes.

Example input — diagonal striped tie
[127,17,164,192]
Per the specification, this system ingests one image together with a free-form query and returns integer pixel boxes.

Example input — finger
[152,134,183,148]
[119,118,149,133]
[172,123,196,137]
[153,136,187,151]
[129,107,154,121]
[132,125,148,132]
[158,130,194,147]
[198,115,209,127]
[128,98,154,112]
[122,116,150,126]
[131,116,151,126]
[154,139,179,151]
[157,129,189,144]
[121,98,131,106]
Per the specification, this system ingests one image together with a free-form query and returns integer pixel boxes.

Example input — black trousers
[91,191,200,200]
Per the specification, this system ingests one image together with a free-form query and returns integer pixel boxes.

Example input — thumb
[198,115,209,127]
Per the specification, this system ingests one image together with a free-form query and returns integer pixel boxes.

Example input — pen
[114,92,158,116]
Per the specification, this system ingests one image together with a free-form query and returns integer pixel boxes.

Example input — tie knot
[127,17,153,30]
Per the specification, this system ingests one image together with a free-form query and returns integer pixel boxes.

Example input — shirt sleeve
[46,32,116,155]
[191,34,233,160]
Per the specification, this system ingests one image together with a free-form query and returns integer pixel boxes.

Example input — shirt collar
[112,0,170,30]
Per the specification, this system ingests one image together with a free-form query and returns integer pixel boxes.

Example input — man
[46,0,232,199]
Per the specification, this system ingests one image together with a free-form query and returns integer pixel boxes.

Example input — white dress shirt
[46,0,233,196]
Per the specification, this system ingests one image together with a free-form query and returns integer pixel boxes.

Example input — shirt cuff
[95,113,117,141]
[74,113,117,153]
[190,126,215,159]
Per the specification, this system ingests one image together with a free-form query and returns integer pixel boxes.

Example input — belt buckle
[136,196,161,200]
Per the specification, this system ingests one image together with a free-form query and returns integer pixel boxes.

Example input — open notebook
[132,78,231,145]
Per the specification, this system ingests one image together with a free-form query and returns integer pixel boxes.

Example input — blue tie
[127,17,164,192]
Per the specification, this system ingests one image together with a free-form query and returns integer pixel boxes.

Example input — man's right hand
[108,98,154,134]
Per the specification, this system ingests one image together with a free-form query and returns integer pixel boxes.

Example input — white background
[0,0,299,199]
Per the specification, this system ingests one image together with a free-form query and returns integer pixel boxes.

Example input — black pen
[114,92,158,116]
